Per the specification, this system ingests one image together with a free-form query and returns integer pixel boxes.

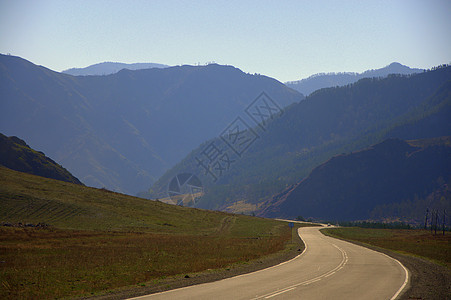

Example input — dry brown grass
[0,167,297,299]
[0,226,291,299]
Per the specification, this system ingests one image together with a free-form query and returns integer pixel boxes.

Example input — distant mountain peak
[1,54,302,195]
[286,62,424,96]
[62,61,170,76]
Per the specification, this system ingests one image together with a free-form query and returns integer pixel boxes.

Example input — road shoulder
[320,229,450,300]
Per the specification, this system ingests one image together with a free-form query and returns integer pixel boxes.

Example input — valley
[0,54,302,195]
[1,55,450,299]
[150,65,451,221]
[2,2,450,299]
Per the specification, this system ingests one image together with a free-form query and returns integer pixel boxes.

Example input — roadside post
[289,222,294,243]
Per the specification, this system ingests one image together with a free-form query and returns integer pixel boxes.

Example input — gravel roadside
[320,230,451,300]
[85,227,450,300]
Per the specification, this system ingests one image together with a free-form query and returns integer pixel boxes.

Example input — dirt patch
[214,216,235,235]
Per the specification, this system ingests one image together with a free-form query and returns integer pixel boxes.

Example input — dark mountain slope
[0,55,302,194]
[0,54,159,193]
[286,62,423,96]
[383,80,451,140]
[0,133,82,184]
[148,66,451,212]
[260,138,451,220]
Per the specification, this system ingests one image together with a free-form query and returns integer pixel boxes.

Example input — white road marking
[386,254,409,300]
[131,228,311,300]
[302,278,322,285]
[253,241,348,299]
[264,287,296,298]
[324,271,336,277]
[129,226,409,300]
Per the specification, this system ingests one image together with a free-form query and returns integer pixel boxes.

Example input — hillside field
[0,166,307,299]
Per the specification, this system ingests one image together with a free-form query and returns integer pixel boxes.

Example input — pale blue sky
[1,0,450,82]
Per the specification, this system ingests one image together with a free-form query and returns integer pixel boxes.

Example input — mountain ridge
[62,61,169,76]
[286,62,423,96]
[0,54,302,194]
[0,133,82,185]
[259,137,451,222]
[147,66,451,214]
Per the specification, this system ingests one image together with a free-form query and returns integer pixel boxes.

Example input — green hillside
[0,133,82,185]
[0,165,279,233]
[0,166,303,299]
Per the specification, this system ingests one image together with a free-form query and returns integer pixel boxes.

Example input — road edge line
[319,228,410,300]
[383,253,410,300]
[129,227,309,299]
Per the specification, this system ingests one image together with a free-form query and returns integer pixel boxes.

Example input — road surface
[131,226,409,300]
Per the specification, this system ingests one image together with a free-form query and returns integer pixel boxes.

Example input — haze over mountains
[149,65,451,221]
[1,53,449,222]
[286,62,423,96]
[0,54,301,194]
[62,62,169,76]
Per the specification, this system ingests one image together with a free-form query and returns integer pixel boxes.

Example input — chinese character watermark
[168,173,203,206]
[220,117,259,157]
[195,142,236,182]
[167,92,283,206]
[194,92,282,183]
[245,92,283,130]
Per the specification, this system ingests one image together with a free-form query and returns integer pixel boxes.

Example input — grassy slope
[1,165,232,233]
[0,134,82,185]
[0,166,299,299]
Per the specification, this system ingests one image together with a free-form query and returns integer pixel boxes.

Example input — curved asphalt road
[131,226,409,300]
